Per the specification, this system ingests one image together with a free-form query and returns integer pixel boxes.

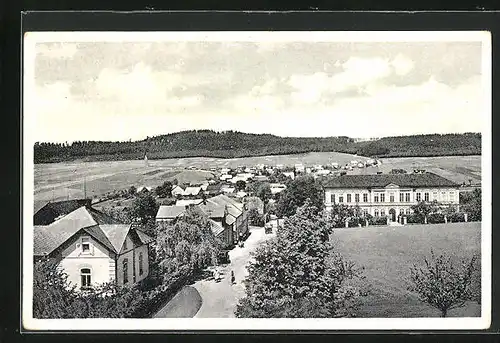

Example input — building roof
[183,186,201,196]
[322,172,459,189]
[198,203,225,219]
[209,219,225,237]
[156,205,188,219]
[33,199,92,225]
[206,194,243,221]
[33,206,152,257]
[175,199,203,206]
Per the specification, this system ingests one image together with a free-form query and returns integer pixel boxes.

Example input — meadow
[33,153,481,205]
[331,222,482,318]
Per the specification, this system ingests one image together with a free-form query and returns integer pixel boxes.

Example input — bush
[449,212,466,223]
[407,213,425,224]
[248,208,265,227]
[369,216,388,226]
[427,213,445,224]
[348,217,363,228]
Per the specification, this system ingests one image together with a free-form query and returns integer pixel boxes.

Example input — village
[32,154,482,319]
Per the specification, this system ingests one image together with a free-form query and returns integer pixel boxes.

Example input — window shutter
[91,244,95,255]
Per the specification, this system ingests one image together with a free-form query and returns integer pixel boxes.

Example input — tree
[247,207,264,226]
[275,175,324,218]
[329,204,357,228]
[156,207,222,275]
[235,200,361,318]
[155,181,173,198]
[460,188,481,221]
[235,180,247,192]
[408,250,478,317]
[389,168,407,174]
[128,185,137,197]
[411,200,439,222]
[130,192,159,224]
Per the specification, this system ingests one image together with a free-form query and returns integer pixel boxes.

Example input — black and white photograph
[22,30,491,331]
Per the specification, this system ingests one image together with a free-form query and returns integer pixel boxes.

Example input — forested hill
[33,130,481,163]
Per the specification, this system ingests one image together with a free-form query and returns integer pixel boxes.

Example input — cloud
[37,43,78,59]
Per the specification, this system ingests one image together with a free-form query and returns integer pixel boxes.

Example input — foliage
[329,204,358,228]
[235,180,247,192]
[460,188,481,221]
[407,213,425,224]
[408,250,479,317]
[369,216,389,226]
[128,185,137,196]
[156,207,222,274]
[449,212,466,223]
[247,207,265,226]
[275,175,324,218]
[100,206,132,224]
[155,181,173,198]
[427,213,446,224]
[33,258,145,319]
[130,191,159,224]
[33,131,481,164]
[411,200,440,219]
[389,168,407,174]
[235,200,361,318]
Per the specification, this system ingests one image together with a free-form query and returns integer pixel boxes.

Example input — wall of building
[116,232,150,286]
[325,187,460,216]
[57,233,115,290]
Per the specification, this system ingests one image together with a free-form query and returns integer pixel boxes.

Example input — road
[193,225,276,318]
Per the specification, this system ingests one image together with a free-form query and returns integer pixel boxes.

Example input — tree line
[33,131,481,163]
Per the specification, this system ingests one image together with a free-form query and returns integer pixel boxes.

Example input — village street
[193,225,276,318]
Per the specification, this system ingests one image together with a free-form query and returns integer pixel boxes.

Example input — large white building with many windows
[323,173,460,222]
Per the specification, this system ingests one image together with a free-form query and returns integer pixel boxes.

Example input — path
[193,226,275,318]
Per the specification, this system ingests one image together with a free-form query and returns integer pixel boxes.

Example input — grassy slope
[331,222,481,318]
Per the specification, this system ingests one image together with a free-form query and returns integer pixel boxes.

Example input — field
[33,153,481,205]
[331,222,482,318]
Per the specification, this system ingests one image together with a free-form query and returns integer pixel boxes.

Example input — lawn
[330,222,482,318]
[153,286,202,318]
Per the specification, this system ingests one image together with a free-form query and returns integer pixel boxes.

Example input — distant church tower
[144,153,149,167]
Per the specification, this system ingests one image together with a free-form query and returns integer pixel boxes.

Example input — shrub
[449,212,466,223]
[348,217,362,228]
[369,216,388,226]
[427,213,445,224]
[407,213,425,224]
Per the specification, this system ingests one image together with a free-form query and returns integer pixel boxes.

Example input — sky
[29,35,486,143]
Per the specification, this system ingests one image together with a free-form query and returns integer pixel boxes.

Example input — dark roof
[34,199,92,225]
[322,172,459,189]
[33,206,141,256]
[135,229,155,245]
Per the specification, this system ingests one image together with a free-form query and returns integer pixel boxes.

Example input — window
[347,194,352,203]
[399,193,404,202]
[330,194,335,204]
[405,193,410,202]
[380,194,385,202]
[123,259,129,284]
[449,192,455,202]
[406,209,411,215]
[416,193,421,202]
[81,237,90,253]
[399,208,405,215]
[139,252,144,276]
[433,191,438,200]
[339,195,344,203]
[81,268,91,289]
[442,191,447,201]
[390,194,394,202]
[374,209,379,217]
[355,194,360,203]
[363,209,368,216]
[424,192,429,202]
[123,239,128,251]
[363,194,368,203]
[374,194,379,203]
[380,209,385,216]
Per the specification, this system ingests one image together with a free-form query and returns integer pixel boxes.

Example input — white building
[323,173,460,221]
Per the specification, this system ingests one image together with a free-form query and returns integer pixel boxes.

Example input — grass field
[331,222,481,318]
[33,153,481,204]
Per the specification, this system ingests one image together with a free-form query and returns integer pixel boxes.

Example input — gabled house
[175,199,203,207]
[183,186,202,197]
[171,185,185,197]
[204,194,249,242]
[34,206,154,290]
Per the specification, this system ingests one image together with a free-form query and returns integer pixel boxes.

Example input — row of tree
[33,131,481,163]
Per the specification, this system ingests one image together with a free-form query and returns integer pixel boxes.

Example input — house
[137,186,152,193]
[205,183,222,196]
[204,194,249,242]
[220,174,233,181]
[276,164,285,170]
[221,168,231,174]
[253,175,269,182]
[322,172,460,222]
[155,203,234,249]
[221,186,235,194]
[183,186,202,197]
[282,171,295,180]
[175,199,203,206]
[34,206,154,290]
[294,164,305,173]
[171,185,185,197]
[235,191,248,198]
[34,199,92,225]
[269,183,287,195]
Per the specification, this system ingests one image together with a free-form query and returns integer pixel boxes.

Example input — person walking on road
[231,270,235,284]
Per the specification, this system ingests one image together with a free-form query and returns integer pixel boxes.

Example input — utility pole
[84,176,87,199]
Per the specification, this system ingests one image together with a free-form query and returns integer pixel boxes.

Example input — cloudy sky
[30,37,485,143]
